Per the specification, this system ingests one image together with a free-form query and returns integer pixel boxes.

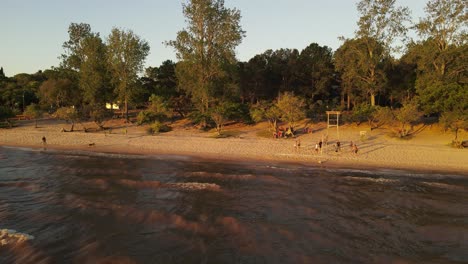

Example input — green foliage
[54,107,80,131]
[137,110,156,125]
[415,0,466,49]
[265,104,282,131]
[107,27,150,120]
[336,0,410,106]
[371,106,394,128]
[89,107,113,129]
[275,92,305,129]
[79,34,112,107]
[208,101,245,135]
[297,43,335,100]
[137,94,171,125]
[148,121,171,135]
[250,105,266,124]
[167,0,245,114]
[439,110,468,142]
[23,103,43,128]
[188,111,212,129]
[148,94,170,117]
[394,100,422,137]
[351,103,376,125]
[356,0,411,53]
[39,77,78,109]
[411,0,467,115]
[0,106,15,128]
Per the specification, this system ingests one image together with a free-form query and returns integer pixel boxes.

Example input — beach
[1,118,467,174]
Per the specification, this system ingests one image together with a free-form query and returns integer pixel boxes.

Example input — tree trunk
[340,91,345,109]
[347,92,351,111]
[70,122,75,132]
[124,98,129,122]
[370,93,376,106]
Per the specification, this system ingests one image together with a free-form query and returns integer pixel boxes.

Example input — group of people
[274,126,295,139]
[312,138,358,155]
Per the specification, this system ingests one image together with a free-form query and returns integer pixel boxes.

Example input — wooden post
[326,111,341,141]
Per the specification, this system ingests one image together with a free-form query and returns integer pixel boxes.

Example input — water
[0,146,467,264]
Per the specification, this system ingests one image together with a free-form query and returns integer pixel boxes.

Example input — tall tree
[0,67,5,80]
[79,34,112,107]
[107,28,150,121]
[60,23,93,71]
[349,0,411,106]
[335,38,387,109]
[413,0,467,115]
[167,0,245,119]
[297,43,334,102]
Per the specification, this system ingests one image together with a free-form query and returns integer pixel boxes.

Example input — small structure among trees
[326,111,341,140]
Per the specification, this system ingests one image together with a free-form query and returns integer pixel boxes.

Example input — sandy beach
[1,118,467,174]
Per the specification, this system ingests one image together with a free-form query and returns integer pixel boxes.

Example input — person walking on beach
[315,142,319,154]
[352,144,359,155]
[41,136,47,150]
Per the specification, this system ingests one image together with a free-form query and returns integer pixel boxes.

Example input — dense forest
[0,0,466,142]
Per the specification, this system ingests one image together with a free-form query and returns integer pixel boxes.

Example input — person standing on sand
[352,144,358,155]
[315,142,319,154]
[42,136,47,150]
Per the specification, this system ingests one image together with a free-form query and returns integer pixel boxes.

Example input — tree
[394,99,422,137]
[349,0,411,106]
[297,43,335,101]
[335,38,386,109]
[275,92,305,130]
[107,28,150,121]
[59,22,113,127]
[54,106,79,132]
[415,0,466,54]
[39,77,78,109]
[413,0,467,115]
[60,23,93,71]
[0,67,5,80]
[439,110,468,145]
[167,0,245,121]
[0,106,14,128]
[23,103,43,128]
[79,34,112,107]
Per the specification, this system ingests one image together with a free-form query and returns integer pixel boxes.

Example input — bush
[137,110,156,125]
[148,121,171,135]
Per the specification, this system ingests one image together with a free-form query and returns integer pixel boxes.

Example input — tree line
[0,0,466,142]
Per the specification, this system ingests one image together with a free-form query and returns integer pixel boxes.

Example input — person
[315,142,319,153]
[294,139,301,151]
[318,140,322,150]
[336,140,341,152]
[352,144,359,155]
[41,136,47,150]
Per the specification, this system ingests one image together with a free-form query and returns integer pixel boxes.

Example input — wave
[0,229,34,246]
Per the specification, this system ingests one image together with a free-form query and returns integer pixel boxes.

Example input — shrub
[148,121,171,135]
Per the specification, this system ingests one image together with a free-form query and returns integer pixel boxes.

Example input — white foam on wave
[420,181,466,191]
[0,229,34,246]
[167,182,221,191]
[343,176,399,184]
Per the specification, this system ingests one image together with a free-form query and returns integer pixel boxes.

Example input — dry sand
[1,118,467,174]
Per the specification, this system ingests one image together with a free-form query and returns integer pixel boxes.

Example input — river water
[0,146,467,264]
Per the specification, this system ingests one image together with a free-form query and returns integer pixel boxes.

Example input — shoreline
[1,142,466,176]
[1,119,467,175]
